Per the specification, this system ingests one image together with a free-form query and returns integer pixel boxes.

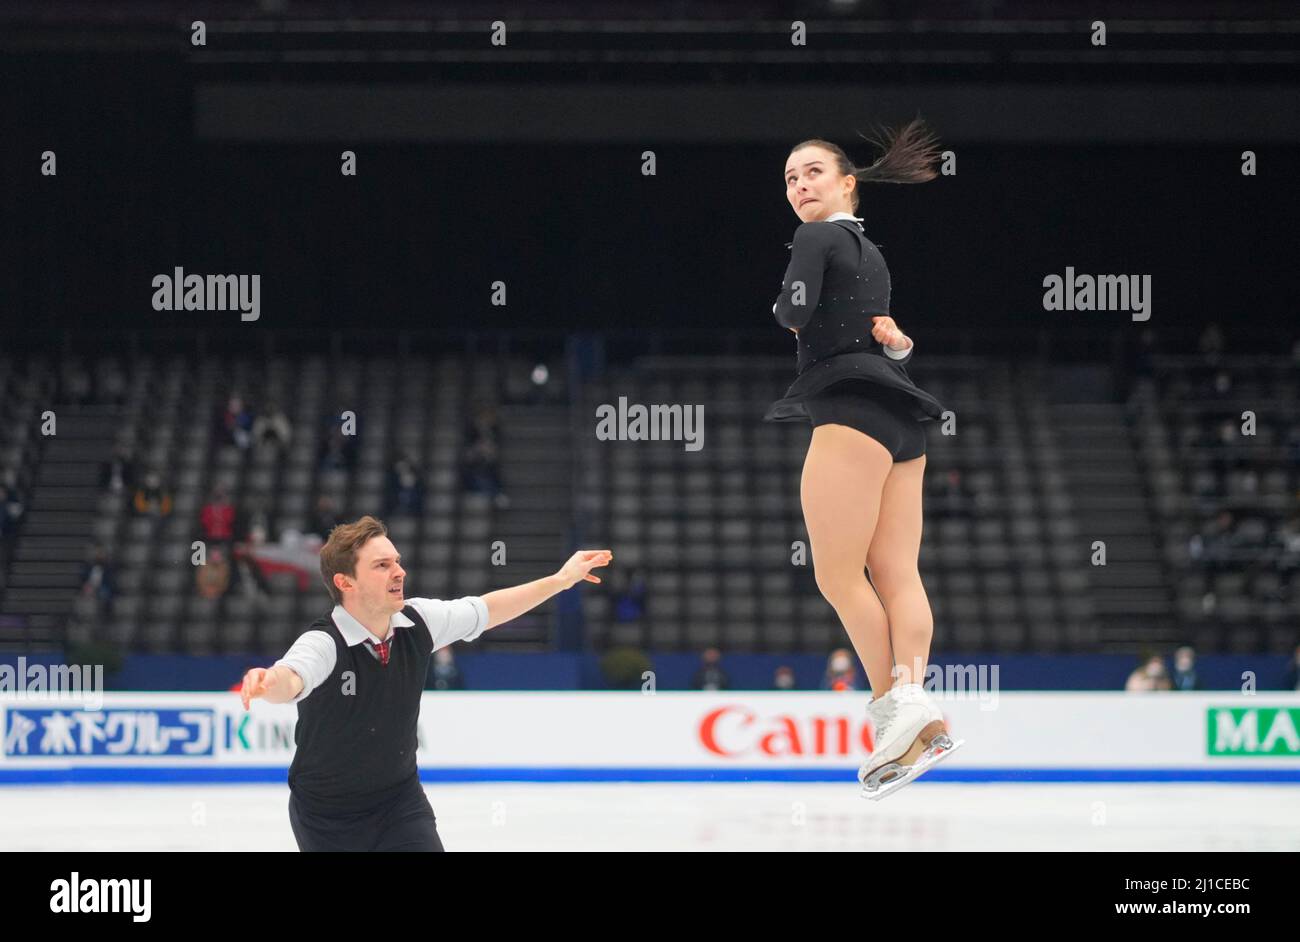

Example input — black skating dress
[763,215,946,461]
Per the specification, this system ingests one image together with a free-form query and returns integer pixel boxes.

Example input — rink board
[1,692,1297,783]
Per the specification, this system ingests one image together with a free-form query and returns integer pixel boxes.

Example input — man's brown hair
[319,515,388,605]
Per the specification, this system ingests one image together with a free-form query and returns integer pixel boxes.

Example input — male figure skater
[240,514,611,851]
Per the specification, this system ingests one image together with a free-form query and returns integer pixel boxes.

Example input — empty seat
[141,621,176,653]
[221,618,257,654]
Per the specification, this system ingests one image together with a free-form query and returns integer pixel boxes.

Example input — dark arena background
[1,0,1297,892]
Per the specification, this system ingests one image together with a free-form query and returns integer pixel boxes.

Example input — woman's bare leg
[800,424,896,698]
[866,454,933,690]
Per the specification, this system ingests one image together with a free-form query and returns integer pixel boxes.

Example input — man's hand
[240,667,279,711]
[555,550,613,590]
[871,316,911,351]
[483,552,615,628]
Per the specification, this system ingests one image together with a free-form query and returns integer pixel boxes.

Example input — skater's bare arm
[240,665,303,709]
[481,550,613,630]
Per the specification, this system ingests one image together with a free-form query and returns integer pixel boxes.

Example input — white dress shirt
[274,596,489,704]
[776,210,912,359]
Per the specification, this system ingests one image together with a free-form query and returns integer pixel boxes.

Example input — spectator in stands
[215,394,256,450]
[131,469,173,518]
[98,442,137,495]
[200,484,237,545]
[0,484,24,542]
[240,497,272,545]
[1125,653,1172,692]
[1283,646,1300,691]
[309,495,341,541]
[60,357,93,405]
[317,422,357,472]
[691,647,730,691]
[462,403,509,508]
[95,358,128,406]
[821,648,859,691]
[1229,468,1259,499]
[252,400,293,452]
[524,362,558,405]
[229,545,271,600]
[1189,511,1237,571]
[195,546,232,599]
[773,665,797,690]
[1171,645,1199,691]
[1207,370,1233,402]
[613,567,647,622]
[1199,590,1218,616]
[79,543,117,617]
[427,648,465,691]
[383,453,425,517]
[1274,514,1300,573]
[1212,419,1243,475]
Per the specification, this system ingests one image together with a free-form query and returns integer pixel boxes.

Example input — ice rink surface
[2,782,1297,851]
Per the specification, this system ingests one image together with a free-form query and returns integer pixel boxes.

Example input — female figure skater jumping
[764,118,963,800]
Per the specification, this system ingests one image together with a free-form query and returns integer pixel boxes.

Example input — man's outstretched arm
[241,664,304,708]
[482,549,612,629]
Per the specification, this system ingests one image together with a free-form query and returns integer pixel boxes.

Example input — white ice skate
[861,731,965,801]
[858,683,965,801]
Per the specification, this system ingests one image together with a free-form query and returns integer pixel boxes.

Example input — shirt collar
[331,603,413,647]
[787,211,865,247]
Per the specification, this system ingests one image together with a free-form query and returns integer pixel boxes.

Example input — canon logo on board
[698,706,954,758]
[698,706,876,758]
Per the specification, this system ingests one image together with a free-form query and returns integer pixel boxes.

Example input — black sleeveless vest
[287,604,434,814]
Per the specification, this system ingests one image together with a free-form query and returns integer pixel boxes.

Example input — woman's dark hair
[790,116,942,212]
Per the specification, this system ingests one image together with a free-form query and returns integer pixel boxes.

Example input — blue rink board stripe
[0,767,1297,784]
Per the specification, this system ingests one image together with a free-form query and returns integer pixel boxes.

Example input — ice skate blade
[860,736,966,801]
[857,732,962,787]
